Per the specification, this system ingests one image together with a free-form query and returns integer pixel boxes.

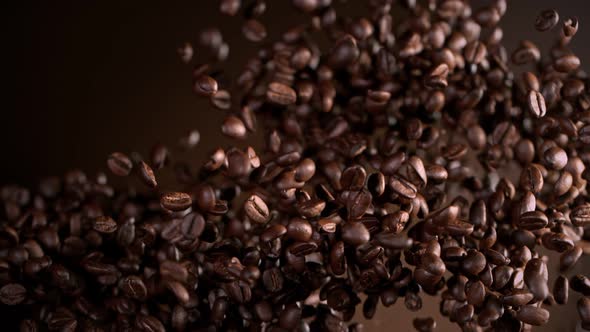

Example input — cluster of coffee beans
[2,0,590,331]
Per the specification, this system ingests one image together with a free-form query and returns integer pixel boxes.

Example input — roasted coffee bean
[266,82,297,105]
[462,250,486,276]
[520,165,544,193]
[413,317,436,332]
[571,275,590,296]
[527,90,547,118]
[389,175,417,199]
[287,218,312,242]
[220,0,240,16]
[93,216,118,234]
[221,115,247,139]
[107,152,133,176]
[553,275,569,305]
[563,17,579,37]
[242,19,267,42]
[0,283,26,305]
[578,297,590,323]
[193,75,218,97]
[160,192,192,211]
[554,54,580,72]
[211,89,232,110]
[512,40,541,64]
[138,161,157,188]
[535,9,559,31]
[571,204,590,226]
[244,194,270,224]
[516,305,550,326]
[518,211,548,230]
[121,276,148,300]
[262,267,283,292]
[560,246,583,271]
[341,222,370,246]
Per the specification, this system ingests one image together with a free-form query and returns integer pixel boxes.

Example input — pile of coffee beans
[2,1,590,331]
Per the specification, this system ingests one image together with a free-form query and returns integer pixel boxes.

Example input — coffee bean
[571,275,590,296]
[210,89,232,110]
[242,19,267,42]
[571,204,590,226]
[266,82,297,105]
[413,317,436,332]
[535,9,559,31]
[244,194,270,224]
[520,164,544,193]
[160,192,192,211]
[553,275,569,305]
[0,283,26,305]
[527,90,547,118]
[579,297,590,323]
[329,34,359,68]
[518,211,548,230]
[563,17,579,37]
[121,276,147,300]
[560,246,583,271]
[341,222,370,246]
[554,54,580,72]
[464,41,487,65]
[93,216,118,234]
[287,218,312,242]
[193,75,218,97]
[516,305,549,326]
[220,0,240,16]
[389,175,417,199]
[107,152,133,176]
[221,115,247,139]
[512,40,540,64]
[462,250,486,275]
[137,161,157,188]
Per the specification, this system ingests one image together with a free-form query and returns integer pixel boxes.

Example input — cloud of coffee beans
[2,1,590,331]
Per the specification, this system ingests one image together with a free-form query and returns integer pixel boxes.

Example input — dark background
[3,1,590,330]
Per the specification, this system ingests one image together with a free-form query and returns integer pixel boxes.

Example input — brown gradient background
[3,1,590,331]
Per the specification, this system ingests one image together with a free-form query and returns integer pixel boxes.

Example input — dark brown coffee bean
[136,315,165,332]
[502,289,535,306]
[329,34,359,68]
[419,253,445,276]
[138,161,157,188]
[260,224,287,242]
[571,204,590,226]
[517,305,549,326]
[341,222,370,246]
[553,275,569,305]
[560,246,583,271]
[193,75,218,97]
[389,175,417,199]
[244,194,270,224]
[464,41,487,65]
[571,275,590,296]
[563,17,579,37]
[221,115,247,139]
[160,192,192,211]
[544,147,568,170]
[413,317,436,332]
[512,40,540,64]
[375,232,413,250]
[266,82,297,105]
[220,0,240,16]
[466,280,486,306]
[518,211,548,230]
[287,218,313,242]
[578,297,590,323]
[210,89,232,110]
[554,54,580,72]
[242,19,267,42]
[462,250,486,275]
[93,216,117,234]
[279,304,302,329]
[527,90,547,118]
[107,152,133,176]
[520,165,544,193]
[535,9,559,31]
[262,267,283,292]
[121,276,147,300]
[0,283,26,305]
